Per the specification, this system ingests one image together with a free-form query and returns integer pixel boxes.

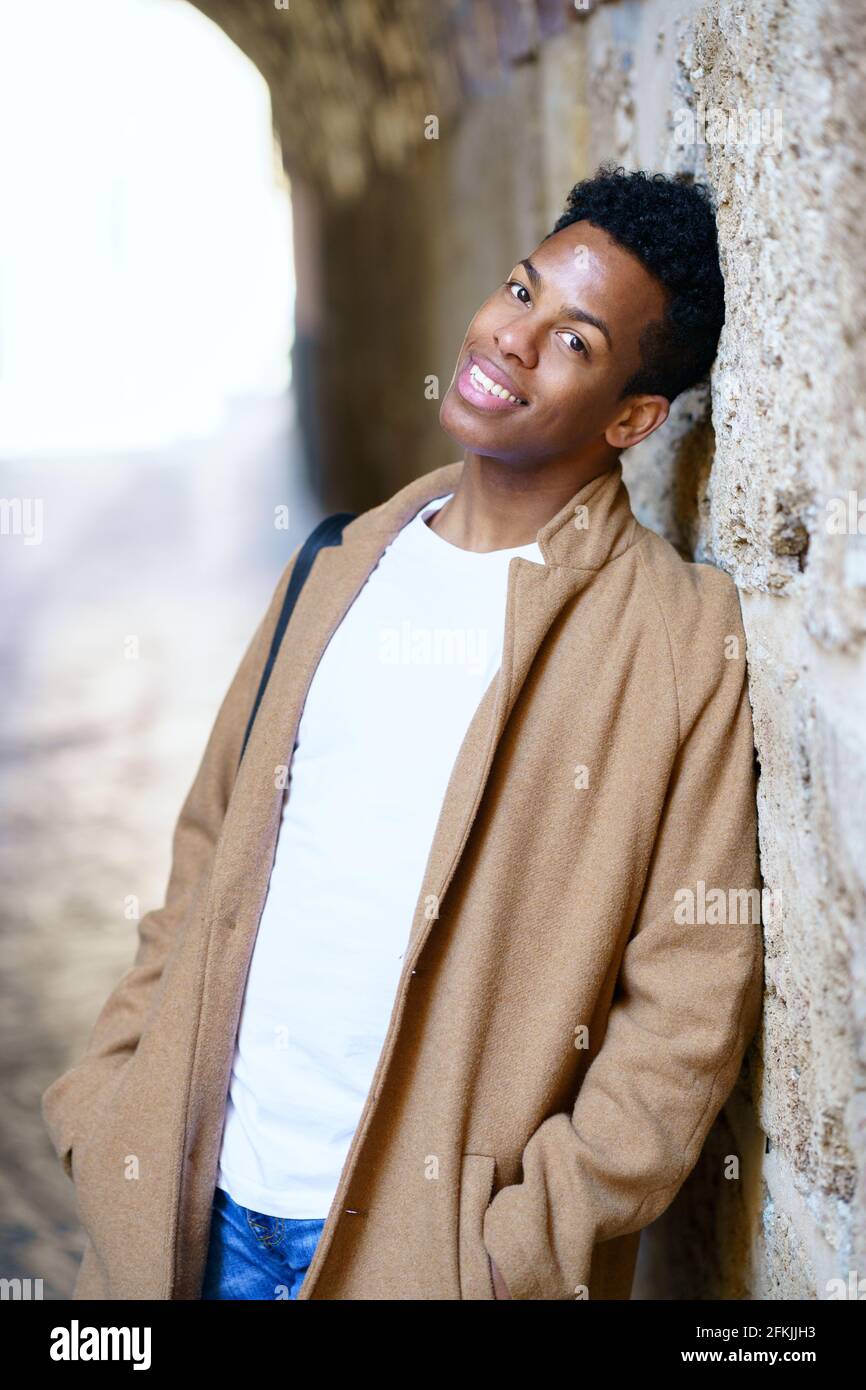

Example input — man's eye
[506,279,530,305]
[559,331,588,357]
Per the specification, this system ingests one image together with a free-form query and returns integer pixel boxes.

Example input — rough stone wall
[190,0,865,1299]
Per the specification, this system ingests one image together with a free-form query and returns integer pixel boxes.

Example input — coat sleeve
[41,544,302,1180]
[482,572,765,1299]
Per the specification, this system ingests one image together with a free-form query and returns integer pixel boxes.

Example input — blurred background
[2,0,865,1300]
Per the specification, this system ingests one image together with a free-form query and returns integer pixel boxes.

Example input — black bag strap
[237,511,356,773]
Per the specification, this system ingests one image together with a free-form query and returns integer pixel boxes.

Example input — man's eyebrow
[518,257,613,350]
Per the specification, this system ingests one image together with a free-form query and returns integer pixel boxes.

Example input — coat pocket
[458,1153,497,1300]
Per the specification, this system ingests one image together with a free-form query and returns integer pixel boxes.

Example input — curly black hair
[545,164,726,403]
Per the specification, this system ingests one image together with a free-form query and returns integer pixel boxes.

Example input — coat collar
[341,456,638,573]
[219,457,641,952]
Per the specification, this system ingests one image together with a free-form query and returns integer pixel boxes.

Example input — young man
[42,165,763,1301]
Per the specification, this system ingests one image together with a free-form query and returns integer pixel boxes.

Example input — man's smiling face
[439,220,671,463]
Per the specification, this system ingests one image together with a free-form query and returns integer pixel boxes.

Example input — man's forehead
[536,226,628,279]
[533,226,667,318]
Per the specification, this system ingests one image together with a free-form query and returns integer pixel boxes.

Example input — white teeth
[470,362,524,405]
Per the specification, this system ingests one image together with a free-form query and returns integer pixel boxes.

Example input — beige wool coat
[42,457,764,1301]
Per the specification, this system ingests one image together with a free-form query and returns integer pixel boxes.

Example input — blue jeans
[201,1186,327,1300]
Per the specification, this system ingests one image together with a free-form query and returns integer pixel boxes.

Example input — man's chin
[438,389,500,453]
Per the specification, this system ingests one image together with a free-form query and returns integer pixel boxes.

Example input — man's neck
[426,452,619,553]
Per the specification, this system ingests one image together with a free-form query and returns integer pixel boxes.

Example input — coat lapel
[400,460,639,954]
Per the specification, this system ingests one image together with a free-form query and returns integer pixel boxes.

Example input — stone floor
[0,394,320,1298]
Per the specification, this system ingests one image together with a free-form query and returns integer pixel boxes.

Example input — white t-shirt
[216,491,545,1217]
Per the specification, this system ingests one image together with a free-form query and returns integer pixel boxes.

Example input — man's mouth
[456,355,529,412]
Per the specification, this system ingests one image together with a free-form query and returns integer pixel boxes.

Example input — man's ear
[604,395,670,452]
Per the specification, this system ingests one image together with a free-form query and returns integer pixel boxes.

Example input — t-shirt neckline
[413,492,543,560]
